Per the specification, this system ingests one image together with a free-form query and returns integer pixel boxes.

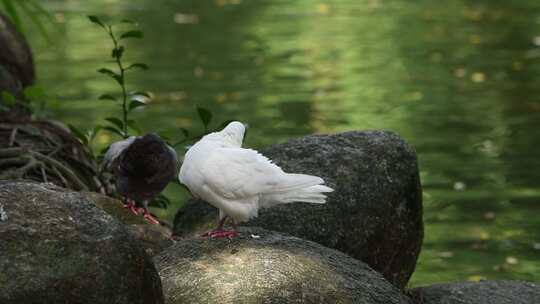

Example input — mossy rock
[156,227,412,304]
[0,181,163,304]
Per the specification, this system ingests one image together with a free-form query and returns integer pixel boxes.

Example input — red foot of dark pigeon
[124,199,139,215]
[142,209,160,225]
[202,229,239,238]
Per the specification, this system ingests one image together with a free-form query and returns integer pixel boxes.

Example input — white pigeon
[179,121,333,238]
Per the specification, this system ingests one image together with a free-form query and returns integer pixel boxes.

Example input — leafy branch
[88,15,149,139]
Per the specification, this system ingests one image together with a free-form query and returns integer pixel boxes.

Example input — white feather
[179,121,334,223]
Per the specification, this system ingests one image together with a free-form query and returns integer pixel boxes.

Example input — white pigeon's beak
[243,123,249,130]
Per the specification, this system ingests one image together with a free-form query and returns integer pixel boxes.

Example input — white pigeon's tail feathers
[270,173,325,193]
[306,184,334,193]
[261,176,334,208]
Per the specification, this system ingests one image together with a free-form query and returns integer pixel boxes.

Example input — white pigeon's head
[204,121,247,147]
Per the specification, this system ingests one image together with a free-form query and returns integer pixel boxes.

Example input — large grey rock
[155,227,412,304]
[0,182,164,304]
[173,130,423,289]
[410,280,540,304]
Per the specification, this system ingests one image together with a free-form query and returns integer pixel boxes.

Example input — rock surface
[85,191,174,257]
[0,182,164,304]
[173,130,423,289]
[155,227,412,304]
[410,280,540,304]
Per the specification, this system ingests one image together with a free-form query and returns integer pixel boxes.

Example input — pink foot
[143,210,160,225]
[123,199,139,215]
[202,229,239,238]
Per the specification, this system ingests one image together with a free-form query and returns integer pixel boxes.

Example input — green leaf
[120,30,143,40]
[113,74,123,85]
[68,124,89,145]
[23,85,45,100]
[179,127,189,138]
[129,100,146,111]
[157,131,171,141]
[103,126,124,138]
[89,125,103,142]
[149,193,171,209]
[120,19,136,24]
[111,46,125,59]
[97,68,116,77]
[88,15,105,28]
[127,119,142,134]
[1,91,16,105]
[105,117,124,130]
[197,106,212,129]
[99,145,110,157]
[126,63,149,70]
[98,94,116,101]
[98,68,124,85]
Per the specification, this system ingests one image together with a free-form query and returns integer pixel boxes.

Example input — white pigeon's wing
[102,136,136,170]
[201,148,323,200]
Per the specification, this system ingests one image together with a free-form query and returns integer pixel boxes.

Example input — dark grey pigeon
[103,133,178,224]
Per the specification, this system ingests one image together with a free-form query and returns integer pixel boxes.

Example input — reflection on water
[26,0,540,286]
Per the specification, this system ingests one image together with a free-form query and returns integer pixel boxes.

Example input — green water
[23,0,540,287]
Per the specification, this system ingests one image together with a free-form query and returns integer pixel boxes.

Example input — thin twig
[29,150,88,191]
[40,165,48,183]
[8,127,18,147]
[51,165,69,187]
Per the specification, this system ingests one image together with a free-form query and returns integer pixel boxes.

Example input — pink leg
[123,198,139,215]
[142,208,160,225]
[202,217,239,238]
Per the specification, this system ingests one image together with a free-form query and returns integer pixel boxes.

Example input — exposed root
[0,123,101,191]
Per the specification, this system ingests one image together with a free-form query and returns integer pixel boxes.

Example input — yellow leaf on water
[469,34,482,44]
[317,3,330,14]
[98,133,111,145]
[437,251,454,258]
[512,61,523,71]
[471,72,486,83]
[215,93,227,103]
[467,275,486,282]
[506,256,519,265]
[479,232,490,241]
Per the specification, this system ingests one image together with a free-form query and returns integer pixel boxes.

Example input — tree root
[0,148,88,190]
[0,122,98,191]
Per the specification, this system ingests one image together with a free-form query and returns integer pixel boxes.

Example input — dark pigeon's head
[119,133,177,181]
